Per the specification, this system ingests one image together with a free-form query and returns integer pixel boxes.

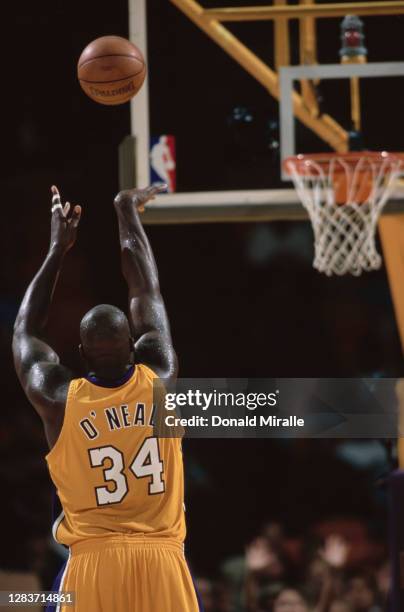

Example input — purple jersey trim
[86,365,135,388]
[188,560,204,612]
[45,561,67,612]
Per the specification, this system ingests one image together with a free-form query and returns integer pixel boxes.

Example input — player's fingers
[70,205,82,228]
[51,185,63,216]
[140,183,166,201]
[137,184,166,207]
[63,202,71,217]
[148,182,167,196]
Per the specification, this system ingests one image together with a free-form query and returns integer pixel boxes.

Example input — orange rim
[284,151,404,175]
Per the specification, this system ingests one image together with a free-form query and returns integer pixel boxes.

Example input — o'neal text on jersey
[79,403,156,440]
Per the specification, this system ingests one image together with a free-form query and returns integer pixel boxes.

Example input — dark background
[1,0,403,585]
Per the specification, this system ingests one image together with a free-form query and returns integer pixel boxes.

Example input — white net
[285,154,403,276]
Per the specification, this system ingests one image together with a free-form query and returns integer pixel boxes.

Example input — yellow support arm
[274,0,290,70]
[299,0,319,117]
[379,215,404,468]
[205,1,404,22]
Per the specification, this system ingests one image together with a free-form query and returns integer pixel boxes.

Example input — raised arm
[113,184,178,380]
[13,187,82,440]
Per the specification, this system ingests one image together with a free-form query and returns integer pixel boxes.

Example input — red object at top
[344,30,361,47]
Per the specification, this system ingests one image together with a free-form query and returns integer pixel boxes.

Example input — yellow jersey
[46,364,186,547]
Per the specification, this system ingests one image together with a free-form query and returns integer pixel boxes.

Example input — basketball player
[13,184,200,611]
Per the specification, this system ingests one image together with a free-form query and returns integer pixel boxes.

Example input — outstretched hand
[245,538,276,572]
[114,183,167,213]
[320,534,349,569]
[50,186,82,254]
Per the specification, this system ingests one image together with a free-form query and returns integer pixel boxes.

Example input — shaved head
[80,304,133,379]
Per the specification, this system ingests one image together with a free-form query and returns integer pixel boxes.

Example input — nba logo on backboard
[150,135,176,192]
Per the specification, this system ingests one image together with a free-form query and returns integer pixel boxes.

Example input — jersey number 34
[88,437,165,506]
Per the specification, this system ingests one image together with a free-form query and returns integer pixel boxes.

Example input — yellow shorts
[58,537,200,612]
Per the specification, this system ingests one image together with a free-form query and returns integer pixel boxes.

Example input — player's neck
[87,364,134,386]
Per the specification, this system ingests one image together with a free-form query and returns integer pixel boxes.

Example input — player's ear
[129,337,135,362]
[79,344,86,362]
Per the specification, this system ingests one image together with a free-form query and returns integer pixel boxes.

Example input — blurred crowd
[195,520,389,612]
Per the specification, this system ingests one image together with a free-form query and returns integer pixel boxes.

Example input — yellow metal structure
[341,55,367,133]
[170,0,404,151]
[204,1,404,21]
[274,0,290,70]
[299,0,320,116]
[171,0,348,151]
[379,216,404,465]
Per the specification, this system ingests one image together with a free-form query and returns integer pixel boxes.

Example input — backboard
[121,0,404,223]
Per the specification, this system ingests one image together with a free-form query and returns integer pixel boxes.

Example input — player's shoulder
[137,362,160,380]
[25,362,74,423]
[67,376,87,394]
[137,362,178,387]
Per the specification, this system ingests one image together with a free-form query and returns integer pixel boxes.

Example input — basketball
[77,36,146,105]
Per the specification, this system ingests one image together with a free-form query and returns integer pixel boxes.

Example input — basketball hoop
[284,152,404,276]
